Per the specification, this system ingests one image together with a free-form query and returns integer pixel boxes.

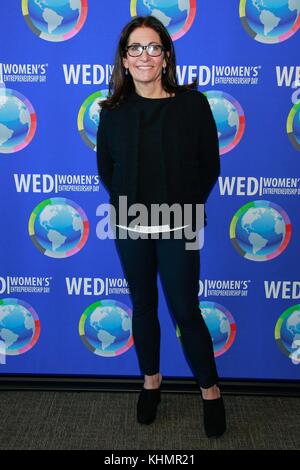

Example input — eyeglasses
[125,43,165,57]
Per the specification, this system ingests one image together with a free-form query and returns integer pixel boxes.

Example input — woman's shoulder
[99,105,109,119]
[99,102,119,123]
[175,88,211,116]
[177,87,208,103]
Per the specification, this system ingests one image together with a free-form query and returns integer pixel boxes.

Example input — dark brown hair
[100,15,198,109]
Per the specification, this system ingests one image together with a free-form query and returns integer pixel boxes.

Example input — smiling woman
[96,15,225,439]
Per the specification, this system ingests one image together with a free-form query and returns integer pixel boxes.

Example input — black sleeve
[197,92,221,203]
[96,107,113,194]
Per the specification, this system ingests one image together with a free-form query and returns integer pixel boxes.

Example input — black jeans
[114,228,219,388]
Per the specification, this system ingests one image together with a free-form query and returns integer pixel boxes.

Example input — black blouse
[135,90,174,228]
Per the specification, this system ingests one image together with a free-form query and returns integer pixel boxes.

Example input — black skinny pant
[114,229,219,388]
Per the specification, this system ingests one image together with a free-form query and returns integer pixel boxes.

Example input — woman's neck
[134,84,173,99]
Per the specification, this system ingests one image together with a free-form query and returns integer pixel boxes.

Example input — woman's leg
[156,234,219,389]
[114,235,161,379]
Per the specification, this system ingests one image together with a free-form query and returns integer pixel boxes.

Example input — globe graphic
[0,88,36,154]
[287,102,300,151]
[24,0,87,41]
[241,0,300,43]
[78,90,108,151]
[292,105,300,146]
[0,299,40,355]
[29,198,89,258]
[204,91,244,155]
[136,0,192,38]
[176,301,235,357]
[200,302,234,357]
[231,201,291,261]
[276,306,300,363]
[79,300,133,357]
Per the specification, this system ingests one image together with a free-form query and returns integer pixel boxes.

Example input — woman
[97,15,226,438]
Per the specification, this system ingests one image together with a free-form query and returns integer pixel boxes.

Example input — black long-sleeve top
[97,88,220,233]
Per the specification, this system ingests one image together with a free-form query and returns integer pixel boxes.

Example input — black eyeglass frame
[124,43,166,57]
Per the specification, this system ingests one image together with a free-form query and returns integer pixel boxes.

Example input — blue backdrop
[0,0,300,383]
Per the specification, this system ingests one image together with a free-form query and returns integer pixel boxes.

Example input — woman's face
[122,26,168,87]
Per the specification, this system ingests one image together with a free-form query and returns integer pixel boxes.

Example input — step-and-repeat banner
[0,1,300,382]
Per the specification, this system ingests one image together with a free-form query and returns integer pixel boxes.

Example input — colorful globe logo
[0,88,36,154]
[131,0,196,40]
[176,301,236,357]
[22,0,88,42]
[79,299,133,357]
[230,200,291,261]
[203,90,245,155]
[0,298,40,356]
[275,304,300,364]
[287,101,300,151]
[240,0,300,44]
[78,89,109,151]
[28,197,89,258]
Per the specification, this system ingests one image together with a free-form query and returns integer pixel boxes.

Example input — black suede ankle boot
[137,386,161,425]
[202,395,226,438]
